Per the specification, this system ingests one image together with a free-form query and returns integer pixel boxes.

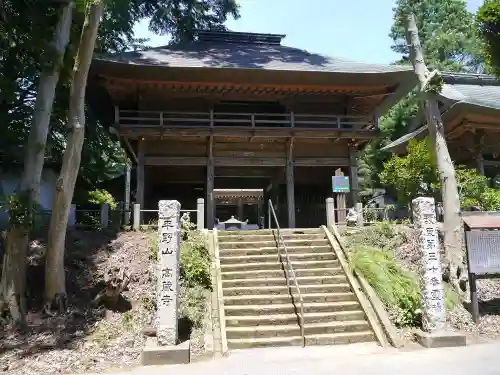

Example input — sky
[133,0,484,65]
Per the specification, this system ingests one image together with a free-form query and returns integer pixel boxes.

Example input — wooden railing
[116,109,374,131]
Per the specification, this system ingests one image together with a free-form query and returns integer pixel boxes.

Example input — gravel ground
[0,230,208,374]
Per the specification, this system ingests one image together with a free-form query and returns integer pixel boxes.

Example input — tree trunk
[45,1,104,312]
[0,2,73,323]
[405,14,465,293]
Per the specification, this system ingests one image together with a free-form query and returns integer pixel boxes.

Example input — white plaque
[412,197,446,332]
[157,200,181,345]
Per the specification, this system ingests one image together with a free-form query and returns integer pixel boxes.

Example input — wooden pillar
[236,199,244,220]
[286,138,296,228]
[136,139,145,223]
[124,163,131,225]
[474,131,485,176]
[206,136,215,229]
[348,143,359,207]
[335,168,347,224]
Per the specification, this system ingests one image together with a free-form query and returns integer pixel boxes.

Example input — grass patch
[347,222,459,328]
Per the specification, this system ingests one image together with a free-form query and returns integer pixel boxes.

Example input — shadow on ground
[463,298,500,317]
[0,228,120,360]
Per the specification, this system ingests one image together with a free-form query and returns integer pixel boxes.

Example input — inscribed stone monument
[157,200,181,345]
[412,197,446,332]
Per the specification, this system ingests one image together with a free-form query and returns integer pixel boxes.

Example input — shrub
[180,230,211,289]
[88,189,117,210]
[349,232,459,328]
[351,245,421,327]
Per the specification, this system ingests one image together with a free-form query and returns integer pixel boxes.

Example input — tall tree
[141,0,240,43]
[359,0,486,200]
[477,0,500,77]
[0,0,73,323]
[45,0,105,311]
[391,0,485,73]
[405,13,465,293]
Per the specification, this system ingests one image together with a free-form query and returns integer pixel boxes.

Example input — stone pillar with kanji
[157,200,181,346]
[412,197,446,332]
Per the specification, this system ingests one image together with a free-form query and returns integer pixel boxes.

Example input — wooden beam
[206,136,215,229]
[124,164,131,224]
[475,130,485,175]
[286,138,296,228]
[348,144,359,207]
[136,139,145,219]
[123,137,138,164]
[144,156,207,166]
[116,127,378,140]
[295,157,349,166]
[143,156,348,167]
[215,157,286,167]
[102,75,392,95]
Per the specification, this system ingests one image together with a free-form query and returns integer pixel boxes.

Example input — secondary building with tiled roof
[88,30,416,229]
[383,72,500,179]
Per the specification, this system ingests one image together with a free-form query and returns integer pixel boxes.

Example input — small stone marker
[411,197,465,348]
[157,200,181,346]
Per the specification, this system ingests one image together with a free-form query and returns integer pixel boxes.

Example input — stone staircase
[216,228,376,349]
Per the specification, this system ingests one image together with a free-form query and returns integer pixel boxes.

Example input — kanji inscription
[157,200,181,346]
[412,197,446,332]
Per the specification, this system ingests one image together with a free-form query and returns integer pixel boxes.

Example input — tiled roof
[96,41,411,74]
[382,73,500,152]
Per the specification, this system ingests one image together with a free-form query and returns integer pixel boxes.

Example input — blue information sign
[332,176,350,193]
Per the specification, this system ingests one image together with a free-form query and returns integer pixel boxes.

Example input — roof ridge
[442,71,499,85]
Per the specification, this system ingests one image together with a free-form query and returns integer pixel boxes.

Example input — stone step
[222,275,348,288]
[218,228,323,237]
[217,233,326,243]
[221,267,344,279]
[219,244,332,256]
[218,239,330,250]
[219,252,335,265]
[225,310,367,326]
[225,320,371,339]
[220,259,339,272]
[223,292,356,306]
[223,283,352,296]
[227,331,375,349]
[224,301,362,316]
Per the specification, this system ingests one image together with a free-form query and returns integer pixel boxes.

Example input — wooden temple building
[89,30,414,228]
[384,73,500,181]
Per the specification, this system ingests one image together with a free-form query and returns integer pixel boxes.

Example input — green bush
[88,189,117,210]
[351,245,421,327]
[350,240,459,328]
[180,231,211,289]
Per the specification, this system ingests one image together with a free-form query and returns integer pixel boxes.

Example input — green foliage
[456,167,500,211]
[347,223,459,327]
[180,230,211,289]
[390,0,486,73]
[88,189,117,209]
[148,232,158,261]
[380,138,438,206]
[477,0,500,77]
[351,245,421,327]
[380,138,500,210]
[3,191,41,229]
[143,0,241,43]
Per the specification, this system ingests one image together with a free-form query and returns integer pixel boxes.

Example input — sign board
[332,176,350,193]
[466,230,500,274]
